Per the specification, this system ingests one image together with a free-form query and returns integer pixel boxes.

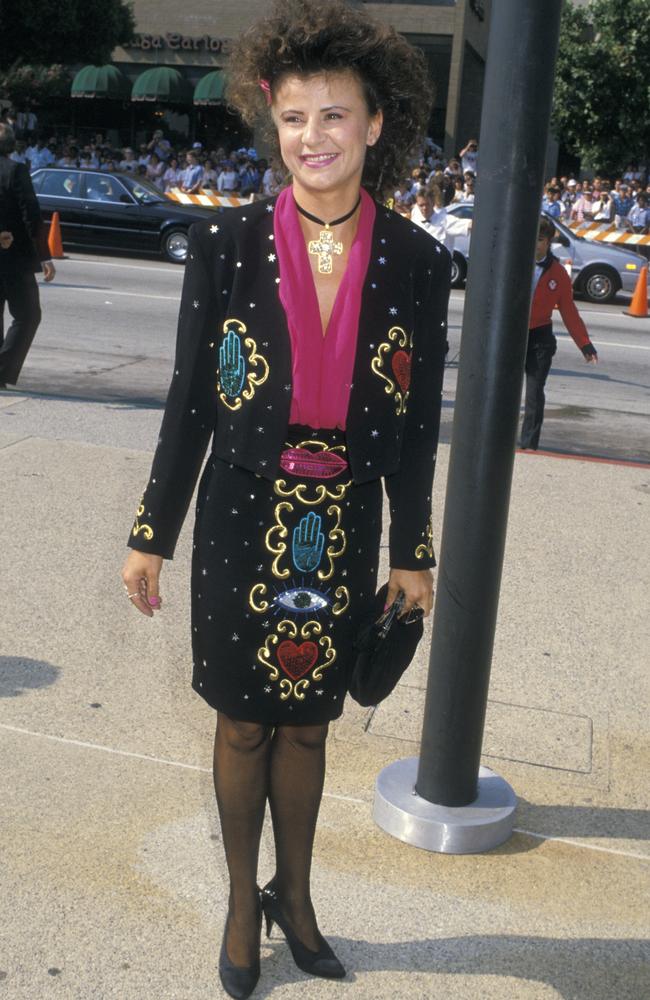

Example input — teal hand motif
[292,512,325,573]
[220,328,246,397]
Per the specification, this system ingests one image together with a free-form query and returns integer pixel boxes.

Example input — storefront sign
[124,33,231,53]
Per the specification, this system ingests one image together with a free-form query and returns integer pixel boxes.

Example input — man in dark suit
[0,123,55,388]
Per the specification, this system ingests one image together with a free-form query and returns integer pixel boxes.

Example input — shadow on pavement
[258,935,649,999]
[0,656,61,698]
[552,367,650,391]
[513,799,649,842]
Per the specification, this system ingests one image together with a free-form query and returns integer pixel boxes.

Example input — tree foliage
[552,0,650,174]
[0,0,135,72]
[0,64,71,108]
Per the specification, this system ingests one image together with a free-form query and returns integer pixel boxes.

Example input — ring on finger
[126,592,140,600]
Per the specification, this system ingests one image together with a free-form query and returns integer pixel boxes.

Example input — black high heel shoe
[218,896,262,999]
[260,881,346,980]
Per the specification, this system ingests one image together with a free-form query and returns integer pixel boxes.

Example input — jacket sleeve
[127,223,227,559]
[13,162,49,263]
[13,163,42,237]
[555,266,591,350]
[384,244,451,569]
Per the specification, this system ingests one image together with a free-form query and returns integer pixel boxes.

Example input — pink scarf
[274,185,375,430]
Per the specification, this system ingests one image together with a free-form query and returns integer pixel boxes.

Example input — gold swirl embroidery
[265,501,293,579]
[317,504,346,581]
[370,325,414,416]
[312,635,336,681]
[217,318,270,411]
[277,619,298,638]
[273,479,352,505]
[249,583,270,613]
[293,439,347,456]
[300,620,322,639]
[257,634,280,680]
[132,498,153,541]
[415,517,434,560]
[279,678,310,701]
[332,586,350,616]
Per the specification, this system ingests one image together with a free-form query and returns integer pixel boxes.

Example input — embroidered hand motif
[292,513,325,572]
[219,328,246,397]
[217,318,270,411]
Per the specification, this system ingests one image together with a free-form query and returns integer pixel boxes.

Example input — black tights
[213,713,329,966]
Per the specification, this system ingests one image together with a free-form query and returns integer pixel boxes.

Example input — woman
[450,175,466,203]
[217,159,241,194]
[145,152,165,190]
[200,156,219,191]
[162,156,181,193]
[121,1,449,997]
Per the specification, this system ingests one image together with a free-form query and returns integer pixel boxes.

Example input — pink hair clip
[259,78,272,106]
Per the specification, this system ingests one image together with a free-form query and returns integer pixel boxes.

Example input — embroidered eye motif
[275,587,330,613]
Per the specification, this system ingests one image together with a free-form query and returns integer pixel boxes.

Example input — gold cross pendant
[308,226,343,275]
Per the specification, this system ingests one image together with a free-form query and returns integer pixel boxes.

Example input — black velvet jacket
[128,196,451,570]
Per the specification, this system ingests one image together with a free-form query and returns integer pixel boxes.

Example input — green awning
[193,70,227,106]
[71,65,131,100]
[131,66,193,104]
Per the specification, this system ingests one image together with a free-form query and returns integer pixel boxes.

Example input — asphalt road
[8,251,650,464]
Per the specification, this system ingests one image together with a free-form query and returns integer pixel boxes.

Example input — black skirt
[191,425,383,725]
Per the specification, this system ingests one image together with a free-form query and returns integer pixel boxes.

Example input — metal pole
[374,0,564,852]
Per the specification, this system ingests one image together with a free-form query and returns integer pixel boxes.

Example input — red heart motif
[277,640,318,680]
[392,350,412,393]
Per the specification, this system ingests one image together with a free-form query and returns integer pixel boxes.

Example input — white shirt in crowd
[461,150,478,175]
[410,203,471,254]
[217,169,240,192]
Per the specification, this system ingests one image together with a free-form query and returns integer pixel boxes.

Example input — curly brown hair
[226,0,434,198]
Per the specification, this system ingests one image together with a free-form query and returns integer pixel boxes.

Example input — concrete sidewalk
[0,391,648,1000]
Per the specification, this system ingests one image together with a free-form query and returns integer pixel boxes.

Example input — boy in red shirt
[522,216,598,449]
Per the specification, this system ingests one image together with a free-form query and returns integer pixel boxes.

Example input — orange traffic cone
[623,264,648,318]
[47,212,65,259]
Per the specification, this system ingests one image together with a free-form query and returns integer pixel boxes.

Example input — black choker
[294,195,361,229]
[294,195,361,274]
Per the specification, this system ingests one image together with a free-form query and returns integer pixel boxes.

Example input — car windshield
[547,214,585,243]
[122,176,165,204]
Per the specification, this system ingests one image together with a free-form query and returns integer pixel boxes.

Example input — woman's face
[272,70,382,199]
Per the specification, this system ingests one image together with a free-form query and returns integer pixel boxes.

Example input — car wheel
[162,228,189,264]
[450,251,467,288]
[579,266,619,303]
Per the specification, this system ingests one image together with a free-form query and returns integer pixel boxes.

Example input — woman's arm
[384,243,451,613]
[126,223,232,561]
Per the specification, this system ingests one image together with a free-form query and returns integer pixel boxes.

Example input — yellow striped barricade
[165,188,254,209]
[568,220,650,247]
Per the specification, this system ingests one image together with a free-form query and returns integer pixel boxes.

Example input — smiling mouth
[300,153,339,167]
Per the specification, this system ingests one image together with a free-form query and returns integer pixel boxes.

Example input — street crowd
[3,118,285,198]
[390,138,650,234]
[3,110,649,234]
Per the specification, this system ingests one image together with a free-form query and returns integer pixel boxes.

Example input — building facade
[110,0,491,155]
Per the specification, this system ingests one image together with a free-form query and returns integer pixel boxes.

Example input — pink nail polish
[149,596,160,606]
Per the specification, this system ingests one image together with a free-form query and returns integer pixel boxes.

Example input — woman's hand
[121,551,164,618]
[387,567,434,618]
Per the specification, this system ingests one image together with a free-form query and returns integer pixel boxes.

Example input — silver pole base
[373,757,517,854]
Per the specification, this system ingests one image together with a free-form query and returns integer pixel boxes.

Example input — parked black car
[30,167,218,263]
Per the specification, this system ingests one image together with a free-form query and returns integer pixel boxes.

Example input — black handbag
[348,583,424,707]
